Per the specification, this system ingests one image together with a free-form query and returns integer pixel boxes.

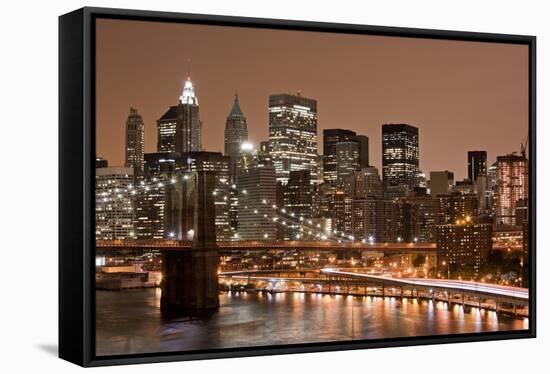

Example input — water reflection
[96,289,526,356]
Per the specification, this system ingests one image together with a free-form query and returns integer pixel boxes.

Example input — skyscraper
[236,161,277,240]
[284,170,313,220]
[346,166,384,200]
[268,93,318,185]
[323,129,356,187]
[495,154,528,225]
[157,77,202,154]
[335,141,360,186]
[354,135,369,168]
[283,170,313,240]
[124,108,145,177]
[382,124,419,191]
[468,150,487,182]
[224,93,248,183]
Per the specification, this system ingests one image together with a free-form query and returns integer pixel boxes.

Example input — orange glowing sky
[96,18,529,180]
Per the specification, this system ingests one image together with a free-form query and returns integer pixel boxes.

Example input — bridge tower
[161,171,220,311]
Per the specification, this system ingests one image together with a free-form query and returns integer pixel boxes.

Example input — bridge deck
[321,269,529,301]
[95,240,438,252]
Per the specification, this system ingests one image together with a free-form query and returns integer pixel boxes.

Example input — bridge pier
[161,171,220,312]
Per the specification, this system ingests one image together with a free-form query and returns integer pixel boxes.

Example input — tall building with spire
[224,93,248,183]
[157,76,202,154]
[124,107,145,177]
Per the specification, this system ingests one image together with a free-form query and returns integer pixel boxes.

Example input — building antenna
[186,58,192,79]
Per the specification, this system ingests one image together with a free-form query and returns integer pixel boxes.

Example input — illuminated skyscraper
[268,93,318,185]
[382,124,419,191]
[157,77,202,153]
[236,161,277,240]
[336,141,360,186]
[323,129,356,187]
[495,154,528,225]
[124,108,145,177]
[224,93,248,183]
[468,150,487,182]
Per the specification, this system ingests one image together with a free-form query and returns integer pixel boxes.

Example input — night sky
[96,18,528,180]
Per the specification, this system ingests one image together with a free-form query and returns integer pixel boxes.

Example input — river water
[96,289,527,356]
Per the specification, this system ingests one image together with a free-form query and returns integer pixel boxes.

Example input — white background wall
[0,0,547,372]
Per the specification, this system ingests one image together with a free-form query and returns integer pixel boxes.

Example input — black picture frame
[59,6,537,367]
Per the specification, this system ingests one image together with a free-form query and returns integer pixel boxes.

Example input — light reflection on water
[96,289,526,356]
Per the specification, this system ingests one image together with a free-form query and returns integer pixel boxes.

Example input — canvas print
[94,18,530,356]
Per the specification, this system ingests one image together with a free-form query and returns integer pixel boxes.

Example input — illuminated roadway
[320,269,529,301]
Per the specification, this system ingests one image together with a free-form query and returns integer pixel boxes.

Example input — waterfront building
[157,76,202,153]
[124,107,145,177]
[224,93,248,183]
[95,167,135,240]
[382,123,419,191]
[268,93,318,185]
[436,220,492,275]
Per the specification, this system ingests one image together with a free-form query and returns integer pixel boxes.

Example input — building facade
[495,154,529,226]
[468,150,487,182]
[224,93,248,183]
[95,167,135,240]
[124,107,145,177]
[430,170,454,197]
[436,221,492,275]
[236,161,277,240]
[157,77,202,154]
[335,141,360,187]
[269,93,318,185]
[382,123,419,191]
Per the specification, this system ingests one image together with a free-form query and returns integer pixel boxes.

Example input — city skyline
[96,19,528,181]
[92,17,531,357]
